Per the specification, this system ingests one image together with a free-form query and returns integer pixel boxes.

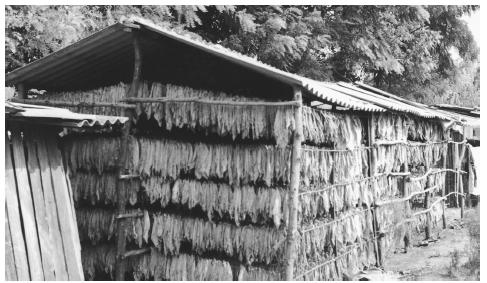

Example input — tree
[5,5,480,106]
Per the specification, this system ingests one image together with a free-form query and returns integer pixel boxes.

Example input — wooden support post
[425,177,432,240]
[459,174,465,218]
[284,86,303,281]
[441,145,447,229]
[367,114,382,267]
[453,143,459,207]
[115,31,141,281]
[458,143,466,219]
[403,150,412,252]
[17,83,26,99]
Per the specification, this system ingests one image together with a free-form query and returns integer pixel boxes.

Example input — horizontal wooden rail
[119,174,140,180]
[293,236,376,280]
[389,191,466,229]
[298,173,388,196]
[121,247,151,259]
[408,168,466,182]
[122,97,301,106]
[302,146,372,153]
[115,211,144,219]
[412,192,465,217]
[375,185,439,207]
[300,208,372,234]
[373,140,449,146]
[10,98,136,109]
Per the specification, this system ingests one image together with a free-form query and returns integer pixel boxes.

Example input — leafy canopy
[5,5,479,106]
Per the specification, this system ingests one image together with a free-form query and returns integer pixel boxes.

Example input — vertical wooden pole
[403,148,412,251]
[284,86,303,281]
[17,83,26,99]
[367,114,382,267]
[425,177,432,240]
[458,143,466,219]
[441,144,447,229]
[115,31,141,281]
[453,143,459,207]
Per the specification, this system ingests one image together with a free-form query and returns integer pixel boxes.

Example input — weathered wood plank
[5,208,19,281]
[36,131,69,280]
[10,129,44,280]
[24,131,56,280]
[45,134,84,280]
[5,134,30,280]
[63,165,83,262]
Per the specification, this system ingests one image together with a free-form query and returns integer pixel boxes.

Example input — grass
[464,207,480,280]
[446,206,480,280]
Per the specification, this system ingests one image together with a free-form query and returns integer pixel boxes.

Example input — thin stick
[302,146,372,153]
[424,177,432,240]
[375,185,439,207]
[441,144,448,229]
[373,140,449,146]
[121,248,151,259]
[123,96,301,106]
[293,237,375,279]
[119,174,140,180]
[298,173,387,196]
[10,98,136,109]
[115,212,144,219]
[300,208,372,233]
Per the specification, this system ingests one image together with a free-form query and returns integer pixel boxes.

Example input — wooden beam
[115,31,141,281]
[284,86,303,281]
[458,143,467,218]
[441,142,448,229]
[402,156,412,252]
[10,98,136,109]
[424,177,432,240]
[17,83,26,99]
[367,114,382,267]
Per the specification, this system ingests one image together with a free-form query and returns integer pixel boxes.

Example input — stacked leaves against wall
[60,82,451,280]
[31,83,128,116]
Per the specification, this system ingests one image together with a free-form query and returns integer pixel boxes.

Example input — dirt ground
[381,207,480,281]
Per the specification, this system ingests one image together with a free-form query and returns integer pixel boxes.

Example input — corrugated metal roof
[5,101,25,114]
[6,102,128,128]
[336,82,452,120]
[5,17,455,119]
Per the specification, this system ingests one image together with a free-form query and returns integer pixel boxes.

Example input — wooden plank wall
[5,126,84,281]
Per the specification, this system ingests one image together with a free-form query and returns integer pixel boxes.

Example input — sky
[463,9,480,47]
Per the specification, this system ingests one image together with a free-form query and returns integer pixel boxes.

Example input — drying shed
[429,104,480,207]
[6,17,468,281]
[5,102,127,281]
